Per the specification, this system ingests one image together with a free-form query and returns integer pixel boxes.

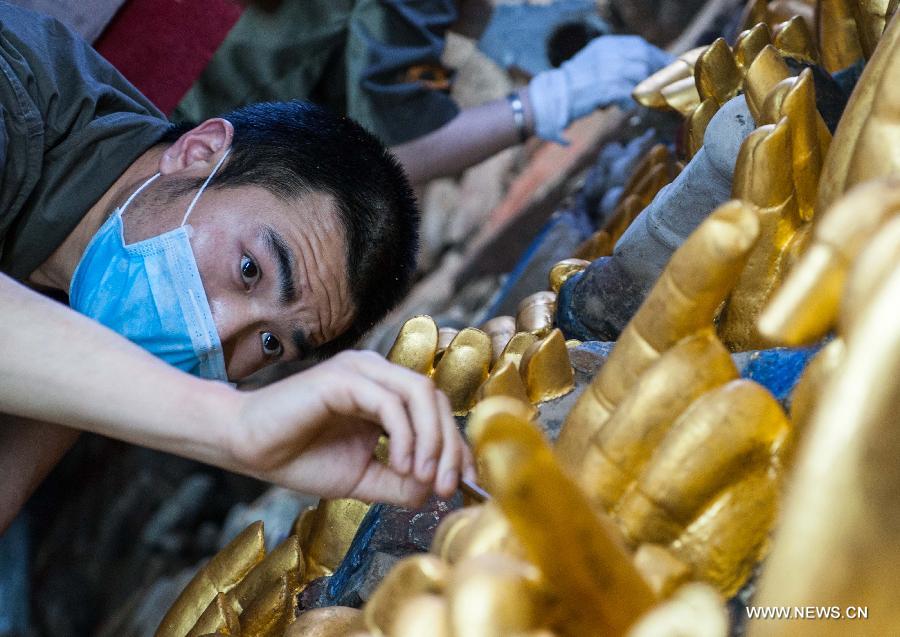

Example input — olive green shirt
[0,2,169,280]
[174,0,459,146]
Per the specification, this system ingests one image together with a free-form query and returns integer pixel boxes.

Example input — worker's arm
[0,415,79,532]
[392,35,672,186]
[391,89,534,186]
[0,272,472,532]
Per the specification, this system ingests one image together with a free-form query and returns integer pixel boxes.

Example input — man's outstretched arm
[392,35,672,185]
[0,273,473,532]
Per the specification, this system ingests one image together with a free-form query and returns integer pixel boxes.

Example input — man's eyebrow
[262,225,297,305]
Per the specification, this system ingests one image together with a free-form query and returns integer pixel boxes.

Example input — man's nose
[208,292,269,345]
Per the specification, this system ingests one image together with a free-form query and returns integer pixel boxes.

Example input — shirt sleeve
[344,0,460,146]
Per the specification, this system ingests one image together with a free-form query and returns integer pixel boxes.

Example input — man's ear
[159,118,235,175]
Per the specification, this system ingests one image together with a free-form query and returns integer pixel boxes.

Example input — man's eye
[241,255,260,285]
[261,332,283,357]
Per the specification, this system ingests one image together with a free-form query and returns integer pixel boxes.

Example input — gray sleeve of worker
[613,96,757,294]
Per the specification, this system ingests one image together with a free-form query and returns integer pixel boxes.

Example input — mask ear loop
[181,148,231,227]
[118,173,161,217]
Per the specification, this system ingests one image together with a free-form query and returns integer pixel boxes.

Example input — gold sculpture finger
[446,553,545,636]
[556,201,760,471]
[294,499,371,582]
[480,315,517,363]
[740,0,768,30]
[660,76,702,116]
[156,522,266,637]
[632,47,707,110]
[613,380,789,594]
[391,594,451,637]
[854,0,898,56]
[613,380,789,542]
[515,291,557,337]
[548,259,590,294]
[816,0,865,72]
[743,45,792,124]
[580,329,738,510]
[189,535,303,636]
[781,69,831,220]
[477,359,532,405]
[386,316,438,375]
[758,178,900,345]
[362,555,448,636]
[773,15,819,63]
[519,329,575,403]
[686,99,718,158]
[432,328,492,415]
[431,502,519,566]
[495,332,538,370]
[472,402,656,637]
[626,583,728,637]
[783,337,845,459]
[735,22,773,71]
[671,468,780,596]
[694,38,742,107]
[187,593,241,637]
[839,214,900,329]
[632,544,692,599]
[285,607,362,637]
[238,574,291,637]
[818,11,900,211]
[768,0,817,31]
[720,120,799,350]
[749,251,900,636]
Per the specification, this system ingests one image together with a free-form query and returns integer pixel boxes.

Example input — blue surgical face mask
[69,151,231,381]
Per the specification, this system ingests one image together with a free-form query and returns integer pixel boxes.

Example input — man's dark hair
[163,100,419,357]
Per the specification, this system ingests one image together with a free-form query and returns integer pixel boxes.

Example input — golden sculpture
[817,0,866,71]
[695,38,743,107]
[854,0,899,56]
[515,291,557,337]
[772,14,819,62]
[748,182,900,636]
[432,328,493,414]
[385,315,575,414]
[547,259,589,294]
[632,47,707,110]
[817,10,900,211]
[556,201,760,470]
[716,57,832,350]
[471,397,657,636]
[734,22,772,71]
[155,521,307,637]
[293,499,371,582]
[480,315,517,363]
[759,177,900,344]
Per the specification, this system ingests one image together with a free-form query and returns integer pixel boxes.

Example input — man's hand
[529,35,673,143]
[0,273,473,517]
[231,351,476,506]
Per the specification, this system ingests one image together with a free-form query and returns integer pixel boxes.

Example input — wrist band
[506,92,529,143]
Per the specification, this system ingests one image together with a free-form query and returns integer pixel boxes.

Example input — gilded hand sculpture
[156,521,305,637]
[556,201,761,470]
[749,180,900,636]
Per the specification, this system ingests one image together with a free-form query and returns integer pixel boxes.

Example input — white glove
[528,35,673,143]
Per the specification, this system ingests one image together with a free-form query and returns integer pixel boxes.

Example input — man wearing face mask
[0,2,475,533]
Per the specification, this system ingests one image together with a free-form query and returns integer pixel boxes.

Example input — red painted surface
[95,0,243,115]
